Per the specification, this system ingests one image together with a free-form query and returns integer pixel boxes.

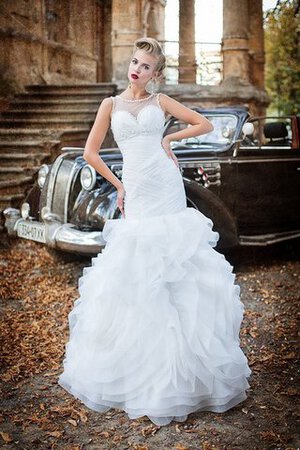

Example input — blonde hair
[132,37,166,76]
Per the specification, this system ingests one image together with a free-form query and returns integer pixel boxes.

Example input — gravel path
[1,235,299,450]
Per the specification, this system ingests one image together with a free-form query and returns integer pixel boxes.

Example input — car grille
[39,154,82,223]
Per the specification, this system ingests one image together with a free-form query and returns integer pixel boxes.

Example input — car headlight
[21,202,30,220]
[80,165,96,191]
[38,164,49,188]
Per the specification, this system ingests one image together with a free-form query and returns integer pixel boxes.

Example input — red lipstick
[131,73,139,79]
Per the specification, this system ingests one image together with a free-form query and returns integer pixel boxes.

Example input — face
[128,49,159,87]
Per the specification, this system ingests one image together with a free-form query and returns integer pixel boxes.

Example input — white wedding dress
[57,93,252,426]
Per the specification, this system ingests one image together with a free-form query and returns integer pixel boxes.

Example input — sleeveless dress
[57,92,252,426]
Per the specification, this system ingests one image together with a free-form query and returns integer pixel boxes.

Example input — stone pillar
[147,0,166,43]
[222,0,250,82]
[178,0,196,84]
[248,0,265,88]
[111,0,143,82]
[96,0,112,82]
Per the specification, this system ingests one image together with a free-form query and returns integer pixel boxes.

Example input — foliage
[264,0,300,115]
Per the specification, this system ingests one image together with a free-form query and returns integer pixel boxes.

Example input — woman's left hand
[161,136,179,167]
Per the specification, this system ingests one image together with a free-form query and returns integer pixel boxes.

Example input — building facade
[0,0,269,114]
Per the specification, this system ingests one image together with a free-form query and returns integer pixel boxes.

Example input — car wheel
[184,180,239,250]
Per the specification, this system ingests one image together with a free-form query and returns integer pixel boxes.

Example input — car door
[234,116,300,235]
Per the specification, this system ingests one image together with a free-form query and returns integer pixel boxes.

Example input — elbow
[198,119,214,134]
[207,121,214,133]
[83,149,90,162]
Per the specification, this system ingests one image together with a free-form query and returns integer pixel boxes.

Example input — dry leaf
[46,430,63,438]
[0,431,13,443]
[67,419,77,426]
[99,431,110,438]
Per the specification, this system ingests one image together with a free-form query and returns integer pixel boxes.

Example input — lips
[131,74,139,79]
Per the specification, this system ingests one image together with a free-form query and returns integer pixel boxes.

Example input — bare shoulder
[157,93,171,109]
[158,93,188,112]
[157,93,177,115]
[157,93,211,125]
[93,96,113,122]
[99,96,113,110]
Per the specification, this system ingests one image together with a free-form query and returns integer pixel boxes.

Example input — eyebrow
[132,58,151,67]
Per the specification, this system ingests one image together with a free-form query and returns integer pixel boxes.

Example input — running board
[239,230,300,246]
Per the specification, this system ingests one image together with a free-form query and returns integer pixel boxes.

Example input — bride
[57,37,252,427]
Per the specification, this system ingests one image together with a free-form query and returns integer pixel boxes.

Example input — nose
[136,64,142,73]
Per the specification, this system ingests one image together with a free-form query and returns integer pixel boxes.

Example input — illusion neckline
[116,93,155,102]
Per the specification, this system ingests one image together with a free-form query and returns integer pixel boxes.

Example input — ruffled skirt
[57,206,252,426]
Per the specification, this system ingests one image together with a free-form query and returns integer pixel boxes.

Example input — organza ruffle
[58,207,252,426]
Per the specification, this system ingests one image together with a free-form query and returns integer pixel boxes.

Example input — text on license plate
[17,221,46,243]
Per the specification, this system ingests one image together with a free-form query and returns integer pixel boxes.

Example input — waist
[118,133,164,153]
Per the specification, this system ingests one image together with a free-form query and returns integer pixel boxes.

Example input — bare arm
[160,93,214,141]
[83,97,123,191]
[159,94,214,167]
[83,97,126,217]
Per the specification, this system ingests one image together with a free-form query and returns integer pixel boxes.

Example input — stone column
[178,0,196,84]
[96,0,112,82]
[147,0,166,43]
[248,0,265,88]
[222,0,250,82]
[111,0,142,82]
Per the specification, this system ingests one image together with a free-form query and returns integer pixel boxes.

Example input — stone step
[0,166,40,173]
[0,152,50,166]
[0,118,93,129]
[0,128,56,140]
[0,128,89,142]
[9,99,101,110]
[25,83,116,95]
[6,107,98,114]
[14,92,109,102]
[0,175,34,195]
[2,109,98,120]
[0,140,60,153]
[0,166,40,181]
[0,83,113,219]
[0,193,25,213]
[56,129,91,148]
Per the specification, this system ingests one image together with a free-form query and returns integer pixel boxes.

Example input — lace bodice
[110,93,166,143]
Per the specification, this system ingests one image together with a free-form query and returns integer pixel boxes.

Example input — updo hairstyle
[132,37,166,79]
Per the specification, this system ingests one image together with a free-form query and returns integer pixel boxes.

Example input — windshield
[169,114,238,149]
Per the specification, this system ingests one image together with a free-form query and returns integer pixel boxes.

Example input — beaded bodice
[110,93,166,143]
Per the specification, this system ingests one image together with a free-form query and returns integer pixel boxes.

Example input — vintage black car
[4,107,300,256]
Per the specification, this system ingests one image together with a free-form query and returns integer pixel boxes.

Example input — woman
[58,37,252,427]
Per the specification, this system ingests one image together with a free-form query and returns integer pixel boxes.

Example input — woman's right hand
[161,136,179,167]
[117,185,126,218]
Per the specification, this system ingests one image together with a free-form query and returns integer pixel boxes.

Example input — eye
[131,59,137,64]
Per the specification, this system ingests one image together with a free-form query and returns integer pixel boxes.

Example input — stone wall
[0,0,269,116]
[0,0,111,94]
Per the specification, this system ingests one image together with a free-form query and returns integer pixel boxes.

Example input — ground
[0,235,299,450]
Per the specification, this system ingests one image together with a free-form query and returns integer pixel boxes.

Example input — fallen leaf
[67,419,77,426]
[46,430,63,438]
[175,445,189,450]
[0,431,13,443]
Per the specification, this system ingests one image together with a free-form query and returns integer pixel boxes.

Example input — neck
[126,86,150,99]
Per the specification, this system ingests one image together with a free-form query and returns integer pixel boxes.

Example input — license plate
[17,221,46,243]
